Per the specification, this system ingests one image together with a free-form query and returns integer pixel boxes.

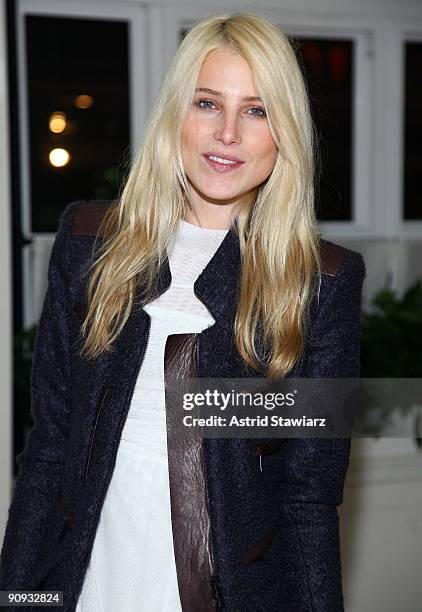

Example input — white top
[75,219,229,612]
[126,219,229,455]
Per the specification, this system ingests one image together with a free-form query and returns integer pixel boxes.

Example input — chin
[198,182,242,199]
[200,190,240,203]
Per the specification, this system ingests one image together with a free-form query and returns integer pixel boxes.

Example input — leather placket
[164,333,216,611]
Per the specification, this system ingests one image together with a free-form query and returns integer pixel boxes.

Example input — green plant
[361,281,422,377]
[359,280,422,447]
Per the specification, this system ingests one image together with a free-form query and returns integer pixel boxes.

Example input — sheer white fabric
[75,219,228,611]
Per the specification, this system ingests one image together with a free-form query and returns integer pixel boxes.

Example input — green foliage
[94,165,124,200]
[359,281,422,446]
[360,281,422,377]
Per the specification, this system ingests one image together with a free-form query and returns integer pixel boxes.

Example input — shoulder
[68,198,117,236]
[315,238,366,318]
[51,199,117,299]
[320,237,366,282]
[55,199,116,242]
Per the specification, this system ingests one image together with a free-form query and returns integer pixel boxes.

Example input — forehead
[196,48,257,93]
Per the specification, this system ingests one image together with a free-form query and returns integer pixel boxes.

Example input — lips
[203,152,245,173]
[204,151,245,163]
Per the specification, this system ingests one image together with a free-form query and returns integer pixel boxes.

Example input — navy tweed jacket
[0,200,366,611]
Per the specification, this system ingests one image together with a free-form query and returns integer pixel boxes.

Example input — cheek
[182,115,206,152]
[181,117,194,151]
[181,125,190,153]
[256,136,278,173]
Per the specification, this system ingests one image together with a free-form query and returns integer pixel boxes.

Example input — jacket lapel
[192,223,241,322]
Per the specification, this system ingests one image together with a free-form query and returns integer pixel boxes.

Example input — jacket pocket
[242,527,278,564]
[84,385,109,482]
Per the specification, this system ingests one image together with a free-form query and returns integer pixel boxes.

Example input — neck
[184,205,235,230]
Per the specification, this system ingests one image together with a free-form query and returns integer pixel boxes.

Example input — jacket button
[63,510,75,530]
[254,440,282,455]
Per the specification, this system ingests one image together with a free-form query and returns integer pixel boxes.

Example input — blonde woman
[0,12,365,612]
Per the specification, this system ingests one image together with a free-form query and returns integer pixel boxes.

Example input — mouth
[203,153,245,173]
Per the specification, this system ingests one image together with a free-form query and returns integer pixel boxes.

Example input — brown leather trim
[254,440,282,456]
[242,528,278,564]
[320,240,343,277]
[164,333,215,611]
[71,200,116,237]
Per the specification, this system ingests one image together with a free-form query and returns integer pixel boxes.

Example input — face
[181,48,278,214]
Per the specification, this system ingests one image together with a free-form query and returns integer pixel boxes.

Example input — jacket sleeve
[0,201,79,590]
[277,250,366,612]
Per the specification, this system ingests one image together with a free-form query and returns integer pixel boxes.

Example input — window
[403,41,422,221]
[290,37,354,222]
[25,15,130,232]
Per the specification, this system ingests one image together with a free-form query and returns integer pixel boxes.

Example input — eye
[194,98,216,111]
[248,106,267,119]
[193,98,267,119]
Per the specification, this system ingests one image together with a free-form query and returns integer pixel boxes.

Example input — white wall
[341,438,422,612]
[0,0,13,544]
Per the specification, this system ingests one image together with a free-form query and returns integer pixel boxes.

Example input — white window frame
[0,0,13,539]
[16,0,148,325]
[398,26,422,238]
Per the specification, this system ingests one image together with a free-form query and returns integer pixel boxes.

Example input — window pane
[25,15,131,232]
[404,42,422,220]
[290,37,354,221]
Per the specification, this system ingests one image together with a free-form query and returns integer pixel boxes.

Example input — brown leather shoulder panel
[71,200,116,236]
[320,239,344,277]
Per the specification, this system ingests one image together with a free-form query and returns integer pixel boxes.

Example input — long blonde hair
[80,12,322,379]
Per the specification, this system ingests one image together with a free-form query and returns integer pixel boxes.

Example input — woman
[0,12,365,612]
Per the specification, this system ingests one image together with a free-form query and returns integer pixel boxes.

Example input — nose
[213,110,241,146]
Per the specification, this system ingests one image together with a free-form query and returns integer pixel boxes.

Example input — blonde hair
[80,12,322,379]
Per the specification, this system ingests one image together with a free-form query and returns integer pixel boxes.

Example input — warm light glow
[74,94,94,109]
[49,111,67,133]
[49,148,71,167]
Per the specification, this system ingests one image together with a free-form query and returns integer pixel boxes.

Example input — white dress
[75,219,229,612]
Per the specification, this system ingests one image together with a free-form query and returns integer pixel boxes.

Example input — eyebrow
[195,87,263,103]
